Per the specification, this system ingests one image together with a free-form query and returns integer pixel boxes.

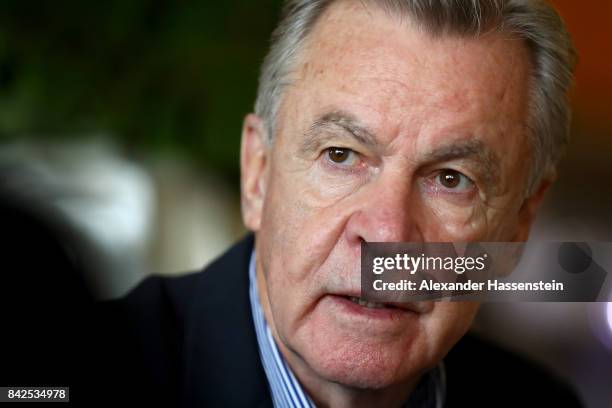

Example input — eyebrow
[300,110,378,153]
[421,140,501,190]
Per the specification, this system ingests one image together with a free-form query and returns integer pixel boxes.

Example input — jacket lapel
[181,234,272,407]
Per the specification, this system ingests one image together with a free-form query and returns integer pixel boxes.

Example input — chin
[300,335,424,390]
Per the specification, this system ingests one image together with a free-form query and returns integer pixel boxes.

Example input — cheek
[418,200,489,241]
[419,193,525,242]
[262,170,343,251]
[257,163,358,319]
[261,150,364,257]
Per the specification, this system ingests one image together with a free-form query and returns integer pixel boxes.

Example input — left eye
[327,147,358,166]
[436,169,473,191]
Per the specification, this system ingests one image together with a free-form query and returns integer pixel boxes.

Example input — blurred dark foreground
[0,187,139,406]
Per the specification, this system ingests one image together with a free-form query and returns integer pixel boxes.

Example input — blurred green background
[0,0,282,184]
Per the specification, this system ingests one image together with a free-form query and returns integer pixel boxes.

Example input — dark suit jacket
[91,235,583,407]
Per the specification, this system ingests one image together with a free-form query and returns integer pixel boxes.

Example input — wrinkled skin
[240,1,551,407]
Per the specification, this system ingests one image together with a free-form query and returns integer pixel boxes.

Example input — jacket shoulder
[92,235,256,406]
[115,270,202,330]
[93,272,203,405]
[107,233,255,334]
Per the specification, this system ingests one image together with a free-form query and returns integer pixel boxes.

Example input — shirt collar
[248,250,445,408]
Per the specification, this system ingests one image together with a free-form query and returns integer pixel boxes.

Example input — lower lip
[328,295,416,321]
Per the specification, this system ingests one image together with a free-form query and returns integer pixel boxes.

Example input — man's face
[242,1,539,390]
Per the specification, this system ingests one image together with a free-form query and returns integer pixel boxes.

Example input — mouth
[325,294,426,323]
[330,293,432,315]
[316,294,423,337]
[347,296,399,309]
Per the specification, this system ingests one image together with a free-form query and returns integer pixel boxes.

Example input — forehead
[281,0,532,149]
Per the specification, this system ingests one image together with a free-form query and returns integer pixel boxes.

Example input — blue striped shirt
[248,251,446,408]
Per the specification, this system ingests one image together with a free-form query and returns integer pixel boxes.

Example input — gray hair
[254,0,577,195]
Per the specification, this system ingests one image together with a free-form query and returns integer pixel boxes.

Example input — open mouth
[347,296,399,309]
[327,294,429,323]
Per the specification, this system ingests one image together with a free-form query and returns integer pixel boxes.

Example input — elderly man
[97,0,580,407]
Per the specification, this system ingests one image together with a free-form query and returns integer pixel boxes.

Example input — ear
[513,174,555,241]
[240,113,269,231]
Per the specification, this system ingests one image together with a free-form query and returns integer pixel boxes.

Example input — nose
[344,175,421,245]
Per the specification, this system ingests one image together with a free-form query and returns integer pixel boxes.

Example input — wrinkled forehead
[280,0,532,145]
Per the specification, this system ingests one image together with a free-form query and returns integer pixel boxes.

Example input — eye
[436,169,473,192]
[327,147,358,166]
